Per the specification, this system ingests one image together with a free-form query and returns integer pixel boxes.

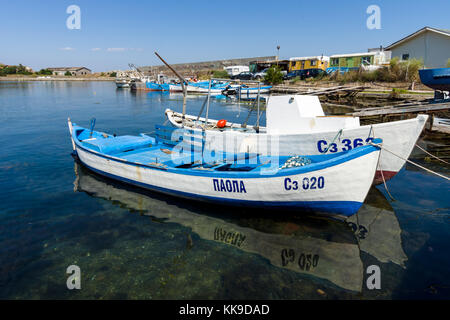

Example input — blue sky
[0,0,449,72]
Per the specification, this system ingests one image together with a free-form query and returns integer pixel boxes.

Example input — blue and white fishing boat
[165,95,428,185]
[237,85,272,95]
[68,118,382,218]
[145,81,170,91]
[169,80,233,94]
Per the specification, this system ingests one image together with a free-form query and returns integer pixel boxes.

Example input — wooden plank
[351,102,450,117]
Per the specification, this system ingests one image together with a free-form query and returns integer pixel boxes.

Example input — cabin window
[310,60,317,66]
[402,54,410,61]
[331,58,339,66]
[362,56,371,65]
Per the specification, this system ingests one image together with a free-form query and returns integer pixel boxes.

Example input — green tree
[264,66,283,85]
[65,71,72,76]
[110,72,117,77]
[3,66,18,75]
[37,69,53,75]
[447,58,450,68]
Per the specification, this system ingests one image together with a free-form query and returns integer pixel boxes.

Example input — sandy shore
[0,76,115,81]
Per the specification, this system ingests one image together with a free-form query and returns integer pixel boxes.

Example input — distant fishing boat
[169,80,233,94]
[68,119,382,218]
[222,85,272,96]
[144,81,170,91]
[115,78,131,89]
[134,80,231,93]
[165,95,429,184]
[419,68,450,92]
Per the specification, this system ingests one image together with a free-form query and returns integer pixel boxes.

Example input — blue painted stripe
[80,161,362,217]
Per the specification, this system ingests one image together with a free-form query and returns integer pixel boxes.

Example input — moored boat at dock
[68,119,382,218]
[165,95,429,184]
[115,78,131,88]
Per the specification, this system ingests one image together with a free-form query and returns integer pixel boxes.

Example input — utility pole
[276,45,280,64]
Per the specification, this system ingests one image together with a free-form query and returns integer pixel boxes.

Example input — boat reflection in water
[73,162,407,292]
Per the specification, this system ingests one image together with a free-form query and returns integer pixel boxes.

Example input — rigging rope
[378,151,396,201]
[415,144,449,165]
[370,142,450,181]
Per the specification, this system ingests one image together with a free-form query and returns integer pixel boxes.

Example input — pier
[272,84,366,98]
[349,100,450,129]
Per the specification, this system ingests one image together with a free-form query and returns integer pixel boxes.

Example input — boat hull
[419,68,450,92]
[74,147,378,217]
[115,79,131,88]
[166,110,428,184]
[70,124,380,218]
[115,83,130,88]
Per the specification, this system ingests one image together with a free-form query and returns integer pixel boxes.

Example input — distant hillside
[140,56,276,76]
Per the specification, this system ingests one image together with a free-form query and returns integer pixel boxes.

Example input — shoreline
[0,76,115,81]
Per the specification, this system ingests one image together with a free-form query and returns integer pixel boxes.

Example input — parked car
[284,68,327,80]
[231,71,254,80]
[253,68,268,80]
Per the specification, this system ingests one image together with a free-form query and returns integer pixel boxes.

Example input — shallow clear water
[0,81,449,299]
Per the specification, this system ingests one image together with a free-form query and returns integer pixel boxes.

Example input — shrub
[64,71,72,76]
[212,70,229,79]
[110,72,117,77]
[447,58,450,68]
[290,76,301,84]
[329,57,423,83]
[37,69,53,75]
[389,88,408,99]
[264,66,283,85]
[403,58,423,82]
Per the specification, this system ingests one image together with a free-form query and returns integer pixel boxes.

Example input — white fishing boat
[115,78,131,88]
[222,85,272,96]
[168,81,234,94]
[68,118,382,218]
[165,95,429,184]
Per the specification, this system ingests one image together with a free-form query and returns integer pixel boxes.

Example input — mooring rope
[370,142,450,181]
[378,151,396,201]
[415,144,449,165]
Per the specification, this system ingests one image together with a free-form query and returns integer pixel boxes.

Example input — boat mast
[205,79,212,129]
[154,52,188,127]
[256,81,261,132]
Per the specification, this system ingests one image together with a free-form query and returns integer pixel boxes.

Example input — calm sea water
[0,81,449,299]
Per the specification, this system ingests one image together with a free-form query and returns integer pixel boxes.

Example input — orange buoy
[217,119,227,128]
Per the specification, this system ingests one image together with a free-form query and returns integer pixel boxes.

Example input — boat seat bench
[81,135,156,154]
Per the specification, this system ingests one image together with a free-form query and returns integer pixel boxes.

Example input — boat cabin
[266,95,360,134]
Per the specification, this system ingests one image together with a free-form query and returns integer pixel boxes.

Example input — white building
[47,67,92,76]
[385,27,450,68]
